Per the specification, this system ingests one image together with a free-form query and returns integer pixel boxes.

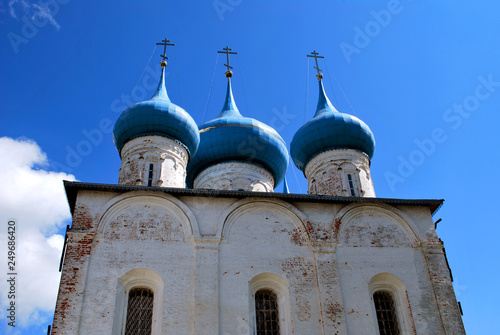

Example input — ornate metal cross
[218,46,238,71]
[156,37,175,61]
[307,50,324,76]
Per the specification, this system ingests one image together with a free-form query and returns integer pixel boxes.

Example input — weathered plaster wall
[305,149,375,197]
[193,161,275,192]
[51,189,465,335]
[118,136,188,188]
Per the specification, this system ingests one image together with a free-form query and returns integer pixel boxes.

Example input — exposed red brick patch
[339,216,410,247]
[333,218,342,240]
[310,169,345,196]
[289,226,307,246]
[325,302,344,323]
[51,232,95,333]
[106,205,183,241]
[282,257,317,322]
[119,155,144,185]
[72,204,93,230]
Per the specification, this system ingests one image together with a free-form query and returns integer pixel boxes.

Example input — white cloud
[0,137,75,329]
[8,0,60,30]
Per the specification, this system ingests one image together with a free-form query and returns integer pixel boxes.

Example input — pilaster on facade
[51,230,95,335]
[194,239,220,335]
[422,244,466,334]
[313,245,348,335]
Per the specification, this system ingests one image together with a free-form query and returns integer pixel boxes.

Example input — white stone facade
[118,136,189,188]
[51,183,465,335]
[305,149,375,197]
[193,161,275,192]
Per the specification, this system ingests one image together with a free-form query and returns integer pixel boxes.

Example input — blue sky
[1,0,499,334]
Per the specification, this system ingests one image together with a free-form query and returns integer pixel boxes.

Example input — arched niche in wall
[368,272,417,335]
[97,192,200,242]
[112,268,164,335]
[248,272,294,335]
[217,197,313,246]
[334,203,421,247]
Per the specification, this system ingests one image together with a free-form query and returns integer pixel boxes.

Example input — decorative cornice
[63,180,444,217]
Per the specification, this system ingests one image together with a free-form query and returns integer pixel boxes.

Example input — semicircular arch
[334,203,421,247]
[97,191,200,241]
[217,197,312,244]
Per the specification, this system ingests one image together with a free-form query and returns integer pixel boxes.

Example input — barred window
[125,288,154,335]
[255,289,280,335]
[347,174,356,196]
[373,291,401,335]
[147,164,154,187]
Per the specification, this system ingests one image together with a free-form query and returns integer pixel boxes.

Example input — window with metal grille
[125,288,154,335]
[347,174,356,196]
[373,291,401,335]
[255,289,280,335]
[147,164,154,187]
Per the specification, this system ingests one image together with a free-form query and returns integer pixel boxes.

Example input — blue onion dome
[186,79,289,188]
[290,78,375,171]
[113,65,200,157]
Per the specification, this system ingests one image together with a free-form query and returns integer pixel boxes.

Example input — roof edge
[63,180,444,216]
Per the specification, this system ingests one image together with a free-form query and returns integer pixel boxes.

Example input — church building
[51,40,466,334]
